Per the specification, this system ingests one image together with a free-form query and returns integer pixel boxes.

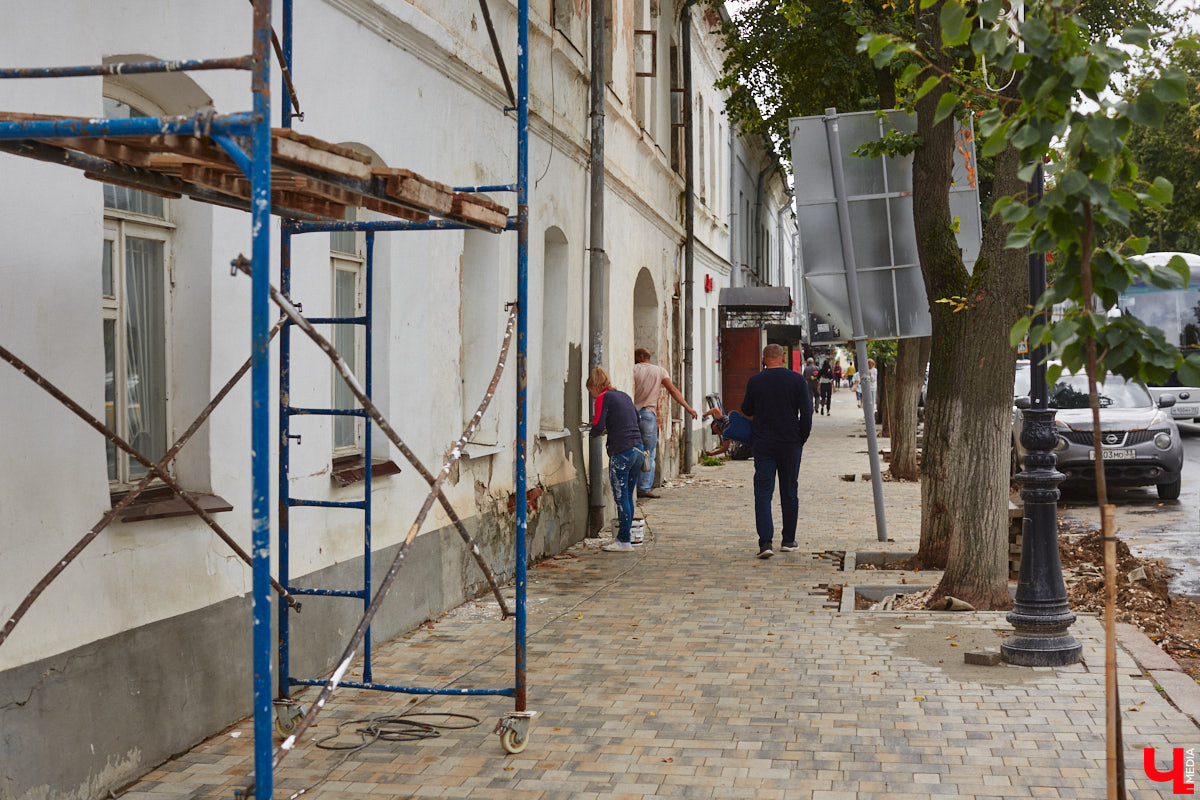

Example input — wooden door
[721,327,761,415]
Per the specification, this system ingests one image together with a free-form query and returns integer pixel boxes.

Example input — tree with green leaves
[1107,39,1200,253]
[708,0,930,484]
[712,0,1172,609]
[864,3,1190,792]
[855,0,1175,610]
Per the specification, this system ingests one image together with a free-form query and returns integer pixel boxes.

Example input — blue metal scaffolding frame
[0,0,531,794]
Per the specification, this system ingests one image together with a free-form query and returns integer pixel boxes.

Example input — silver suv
[1012,363,1184,500]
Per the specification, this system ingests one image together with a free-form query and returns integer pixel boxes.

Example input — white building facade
[0,3,792,797]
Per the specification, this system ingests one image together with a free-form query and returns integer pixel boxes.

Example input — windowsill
[331,455,402,488]
[110,486,233,524]
[538,428,571,441]
[461,442,504,460]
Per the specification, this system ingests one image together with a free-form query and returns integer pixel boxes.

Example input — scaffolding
[0,1,533,796]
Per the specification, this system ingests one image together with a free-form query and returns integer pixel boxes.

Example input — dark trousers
[752,443,803,548]
[819,383,832,412]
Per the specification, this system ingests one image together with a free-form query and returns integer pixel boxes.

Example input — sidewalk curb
[1113,622,1200,724]
[1150,670,1200,725]
[1116,621,1182,672]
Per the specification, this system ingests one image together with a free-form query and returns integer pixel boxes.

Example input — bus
[1114,252,1200,422]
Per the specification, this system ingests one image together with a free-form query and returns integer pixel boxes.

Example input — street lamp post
[1002,162,1082,666]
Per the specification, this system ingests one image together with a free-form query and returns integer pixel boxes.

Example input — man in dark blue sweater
[740,344,813,558]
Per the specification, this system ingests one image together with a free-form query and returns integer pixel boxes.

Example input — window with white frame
[540,228,569,432]
[461,229,502,446]
[331,208,366,454]
[102,95,172,486]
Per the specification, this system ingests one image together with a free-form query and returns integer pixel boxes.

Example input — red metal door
[721,327,761,416]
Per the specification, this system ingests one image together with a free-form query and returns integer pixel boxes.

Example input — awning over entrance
[717,286,792,311]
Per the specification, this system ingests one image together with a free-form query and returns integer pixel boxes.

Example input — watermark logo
[1144,748,1196,794]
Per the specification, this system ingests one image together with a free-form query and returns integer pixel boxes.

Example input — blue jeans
[609,447,644,543]
[752,443,803,549]
[636,408,658,491]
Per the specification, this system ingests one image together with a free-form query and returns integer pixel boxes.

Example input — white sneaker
[602,541,634,552]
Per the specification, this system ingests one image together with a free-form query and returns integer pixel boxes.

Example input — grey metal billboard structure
[788,109,983,343]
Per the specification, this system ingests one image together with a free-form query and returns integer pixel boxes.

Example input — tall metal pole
[249,0,274,794]
[586,0,607,534]
[681,4,694,473]
[1002,162,1081,666]
[362,231,375,683]
[514,0,530,713]
[823,108,887,543]
[276,0,295,704]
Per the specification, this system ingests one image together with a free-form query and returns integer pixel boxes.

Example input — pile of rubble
[1059,530,1195,646]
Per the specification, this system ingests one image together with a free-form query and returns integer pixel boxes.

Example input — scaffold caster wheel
[272,699,305,739]
[500,727,528,754]
[494,710,536,755]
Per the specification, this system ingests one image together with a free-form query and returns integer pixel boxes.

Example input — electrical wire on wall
[535,40,558,189]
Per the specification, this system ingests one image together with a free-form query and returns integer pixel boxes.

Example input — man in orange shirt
[632,347,698,498]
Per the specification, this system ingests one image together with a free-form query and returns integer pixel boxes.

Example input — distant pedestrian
[845,362,856,389]
[801,357,820,408]
[851,369,862,407]
[833,361,842,388]
[587,366,644,552]
[740,344,813,559]
[817,359,834,415]
[632,348,698,499]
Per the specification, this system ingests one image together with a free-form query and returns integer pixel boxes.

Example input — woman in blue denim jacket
[586,366,645,552]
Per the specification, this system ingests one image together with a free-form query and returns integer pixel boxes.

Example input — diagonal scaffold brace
[0,319,295,649]
[230,253,519,792]
[234,254,513,620]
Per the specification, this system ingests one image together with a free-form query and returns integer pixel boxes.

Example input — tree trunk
[889,336,928,481]
[912,2,1026,609]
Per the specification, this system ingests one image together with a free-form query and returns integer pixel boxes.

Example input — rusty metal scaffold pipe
[230,254,518,787]
[232,253,511,618]
[0,321,294,649]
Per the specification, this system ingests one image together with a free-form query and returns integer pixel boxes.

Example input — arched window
[633,269,658,358]
[461,229,503,446]
[540,228,569,432]
[102,93,172,485]
[331,208,366,453]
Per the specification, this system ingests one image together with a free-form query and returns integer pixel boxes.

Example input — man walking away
[632,347,698,499]
[801,357,820,414]
[741,344,813,559]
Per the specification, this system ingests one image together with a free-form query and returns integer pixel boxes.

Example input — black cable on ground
[283,522,654,799]
[287,712,481,799]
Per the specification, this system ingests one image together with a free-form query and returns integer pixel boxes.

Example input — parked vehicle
[1012,362,1184,500]
[1113,252,1200,422]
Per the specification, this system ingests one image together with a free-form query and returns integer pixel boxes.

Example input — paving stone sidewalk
[122,392,1198,799]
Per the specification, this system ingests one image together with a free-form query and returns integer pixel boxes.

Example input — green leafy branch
[864,0,1198,386]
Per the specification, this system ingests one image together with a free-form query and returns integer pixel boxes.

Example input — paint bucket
[630,518,645,545]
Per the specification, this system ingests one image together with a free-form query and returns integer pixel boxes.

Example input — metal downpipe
[682,4,694,473]
[586,0,607,534]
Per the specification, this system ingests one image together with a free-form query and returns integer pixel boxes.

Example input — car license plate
[1174,405,1197,416]
[1088,449,1136,460]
